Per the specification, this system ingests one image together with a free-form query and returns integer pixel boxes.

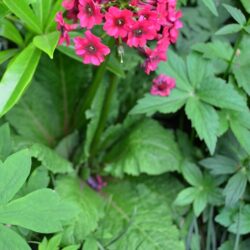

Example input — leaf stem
[90,74,119,158]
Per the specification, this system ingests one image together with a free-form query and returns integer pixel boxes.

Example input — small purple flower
[87,175,107,191]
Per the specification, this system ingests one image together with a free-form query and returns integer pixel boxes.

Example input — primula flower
[127,18,157,47]
[138,6,160,31]
[78,0,103,29]
[55,12,77,46]
[74,30,110,65]
[103,7,133,38]
[151,74,175,96]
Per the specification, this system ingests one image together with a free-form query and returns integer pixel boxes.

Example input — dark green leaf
[223,4,246,25]
[201,0,218,16]
[0,49,19,65]
[0,123,12,161]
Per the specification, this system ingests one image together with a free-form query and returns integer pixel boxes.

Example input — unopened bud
[236,49,241,57]
[117,45,125,63]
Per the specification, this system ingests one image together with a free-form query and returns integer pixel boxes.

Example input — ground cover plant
[0,0,250,249]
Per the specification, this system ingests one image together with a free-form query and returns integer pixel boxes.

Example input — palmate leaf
[105,119,182,177]
[95,176,184,250]
[6,53,91,146]
[132,50,248,154]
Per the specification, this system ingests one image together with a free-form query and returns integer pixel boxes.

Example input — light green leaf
[45,0,63,32]
[201,0,218,16]
[31,0,53,28]
[0,188,78,233]
[62,245,80,250]
[192,41,233,61]
[232,38,250,95]
[174,187,198,206]
[33,32,60,59]
[105,119,182,177]
[158,50,192,92]
[0,49,19,65]
[131,89,188,116]
[215,24,242,35]
[20,166,50,195]
[83,238,98,250]
[56,177,104,245]
[223,171,247,206]
[187,53,208,88]
[0,43,41,117]
[0,19,23,46]
[193,191,207,216]
[3,0,42,34]
[0,224,31,250]
[0,123,12,161]
[29,143,73,174]
[223,4,246,25]
[96,178,185,250]
[198,78,247,111]
[241,0,250,14]
[182,161,203,186]
[199,155,237,175]
[39,234,62,250]
[0,149,31,205]
[0,2,10,19]
[230,120,250,155]
[185,98,219,154]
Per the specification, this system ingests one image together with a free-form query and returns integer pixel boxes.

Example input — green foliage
[105,119,182,176]
[1,0,250,249]
[95,176,184,250]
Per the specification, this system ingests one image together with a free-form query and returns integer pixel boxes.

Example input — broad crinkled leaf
[55,177,104,244]
[0,149,31,205]
[95,177,184,250]
[0,188,78,233]
[6,53,90,145]
[29,143,73,174]
[0,224,31,250]
[105,119,182,177]
[185,97,219,154]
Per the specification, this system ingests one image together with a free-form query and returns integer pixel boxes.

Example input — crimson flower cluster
[56,0,182,96]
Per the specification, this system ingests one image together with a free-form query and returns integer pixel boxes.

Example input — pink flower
[103,7,133,38]
[127,18,157,47]
[87,175,107,191]
[62,0,76,9]
[78,0,103,29]
[138,6,160,31]
[151,74,176,96]
[62,0,79,21]
[74,30,110,65]
[55,12,77,46]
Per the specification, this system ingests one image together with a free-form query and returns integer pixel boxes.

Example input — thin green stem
[90,74,119,158]
[206,206,216,250]
[234,204,242,250]
[74,39,115,129]
[223,31,244,79]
